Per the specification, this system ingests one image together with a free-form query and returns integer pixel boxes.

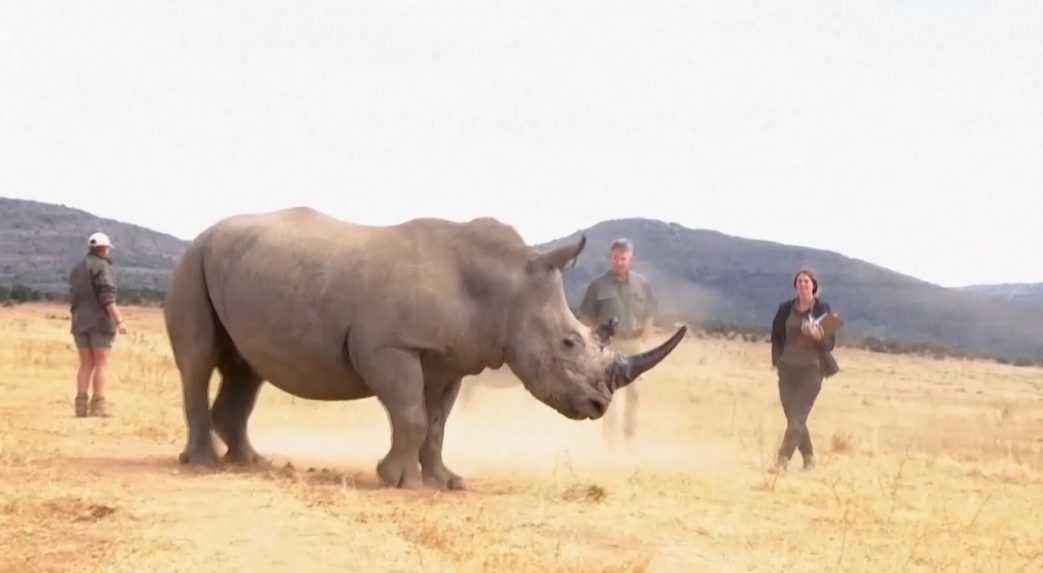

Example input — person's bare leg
[75,348,94,417]
[622,384,639,439]
[601,398,619,445]
[89,347,112,416]
[76,348,94,395]
[90,347,111,397]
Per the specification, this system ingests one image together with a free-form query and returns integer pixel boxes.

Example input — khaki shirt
[579,271,657,338]
[69,253,117,334]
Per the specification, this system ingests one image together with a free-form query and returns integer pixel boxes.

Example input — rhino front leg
[421,377,465,490]
[357,348,427,489]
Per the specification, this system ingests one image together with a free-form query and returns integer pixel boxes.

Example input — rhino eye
[562,334,582,350]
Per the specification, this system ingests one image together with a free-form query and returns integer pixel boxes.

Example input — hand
[117,321,128,335]
[594,317,619,344]
[808,323,823,341]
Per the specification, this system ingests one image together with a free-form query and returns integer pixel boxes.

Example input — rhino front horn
[609,326,687,391]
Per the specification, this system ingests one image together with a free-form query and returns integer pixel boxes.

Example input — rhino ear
[534,235,586,271]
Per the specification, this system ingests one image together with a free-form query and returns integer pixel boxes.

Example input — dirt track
[2,304,1043,572]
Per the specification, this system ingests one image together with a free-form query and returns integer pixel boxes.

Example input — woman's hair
[793,268,820,296]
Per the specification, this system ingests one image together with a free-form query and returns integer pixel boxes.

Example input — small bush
[830,432,856,453]
[561,483,608,503]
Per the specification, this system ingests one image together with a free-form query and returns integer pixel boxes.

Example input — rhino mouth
[518,327,686,421]
[553,362,612,420]
[564,394,609,420]
[549,328,687,420]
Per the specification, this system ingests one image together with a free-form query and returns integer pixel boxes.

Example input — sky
[1,2,1040,287]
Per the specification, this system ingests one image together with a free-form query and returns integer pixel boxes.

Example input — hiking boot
[75,394,89,418]
[802,455,816,471]
[89,396,111,418]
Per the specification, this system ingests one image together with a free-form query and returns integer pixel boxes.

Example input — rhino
[163,207,686,489]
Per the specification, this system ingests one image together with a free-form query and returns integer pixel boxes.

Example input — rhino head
[503,236,686,420]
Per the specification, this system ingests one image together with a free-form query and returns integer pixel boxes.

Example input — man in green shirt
[579,238,658,442]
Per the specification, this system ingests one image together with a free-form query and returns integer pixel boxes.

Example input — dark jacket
[771,298,837,370]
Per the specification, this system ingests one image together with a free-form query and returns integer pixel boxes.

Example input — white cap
[87,232,113,248]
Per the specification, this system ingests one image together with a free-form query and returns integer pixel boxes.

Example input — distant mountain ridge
[0,198,188,293]
[956,283,1043,308]
[3,199,1041,361]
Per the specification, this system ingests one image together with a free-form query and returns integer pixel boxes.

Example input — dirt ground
[2,304,1042,572]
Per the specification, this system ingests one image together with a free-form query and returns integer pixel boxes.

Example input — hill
[956,283,1043,308]
[0,198,188,296]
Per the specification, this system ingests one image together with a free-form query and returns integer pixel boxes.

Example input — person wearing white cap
[68,232,128,417]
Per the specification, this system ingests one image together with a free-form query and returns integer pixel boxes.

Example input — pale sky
[2,2,1040,287]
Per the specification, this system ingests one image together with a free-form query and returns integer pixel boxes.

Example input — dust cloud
[249,364,737,484]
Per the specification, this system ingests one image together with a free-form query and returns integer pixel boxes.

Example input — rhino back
[197,208,522,398]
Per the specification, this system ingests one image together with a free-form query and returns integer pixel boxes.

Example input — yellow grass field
[2,303,1042,572]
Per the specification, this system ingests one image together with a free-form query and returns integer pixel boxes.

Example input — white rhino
[163,208,685,489]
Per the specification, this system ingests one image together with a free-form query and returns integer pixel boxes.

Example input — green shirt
[578,271,657,338]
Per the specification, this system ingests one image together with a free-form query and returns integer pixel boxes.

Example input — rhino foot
[423,467,466,491]
[178,447,219,467]
[224,445,268,466]
[377,457,423,489]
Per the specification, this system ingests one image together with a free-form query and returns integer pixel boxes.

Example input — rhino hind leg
[356,347,427,489]
[167,247,221,467]
[421,377,465,490]
[176,358,220,467]
[212,355,266,465]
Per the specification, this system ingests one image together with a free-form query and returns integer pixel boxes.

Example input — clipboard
[812,313,843,337]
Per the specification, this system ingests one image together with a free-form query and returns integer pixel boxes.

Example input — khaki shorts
[73,332,115,349]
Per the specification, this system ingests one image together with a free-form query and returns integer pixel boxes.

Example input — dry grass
[2,303,1043,572]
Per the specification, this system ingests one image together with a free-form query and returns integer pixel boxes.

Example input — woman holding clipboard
[769,269,842,472]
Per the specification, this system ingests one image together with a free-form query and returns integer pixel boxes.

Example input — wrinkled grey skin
[164,208,685,489]
[459,318,622,406]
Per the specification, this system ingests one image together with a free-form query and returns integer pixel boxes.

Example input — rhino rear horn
[609,326,687,391]
[535,235,586,271]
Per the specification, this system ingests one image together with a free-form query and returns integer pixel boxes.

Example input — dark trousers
[777,363,823,460]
